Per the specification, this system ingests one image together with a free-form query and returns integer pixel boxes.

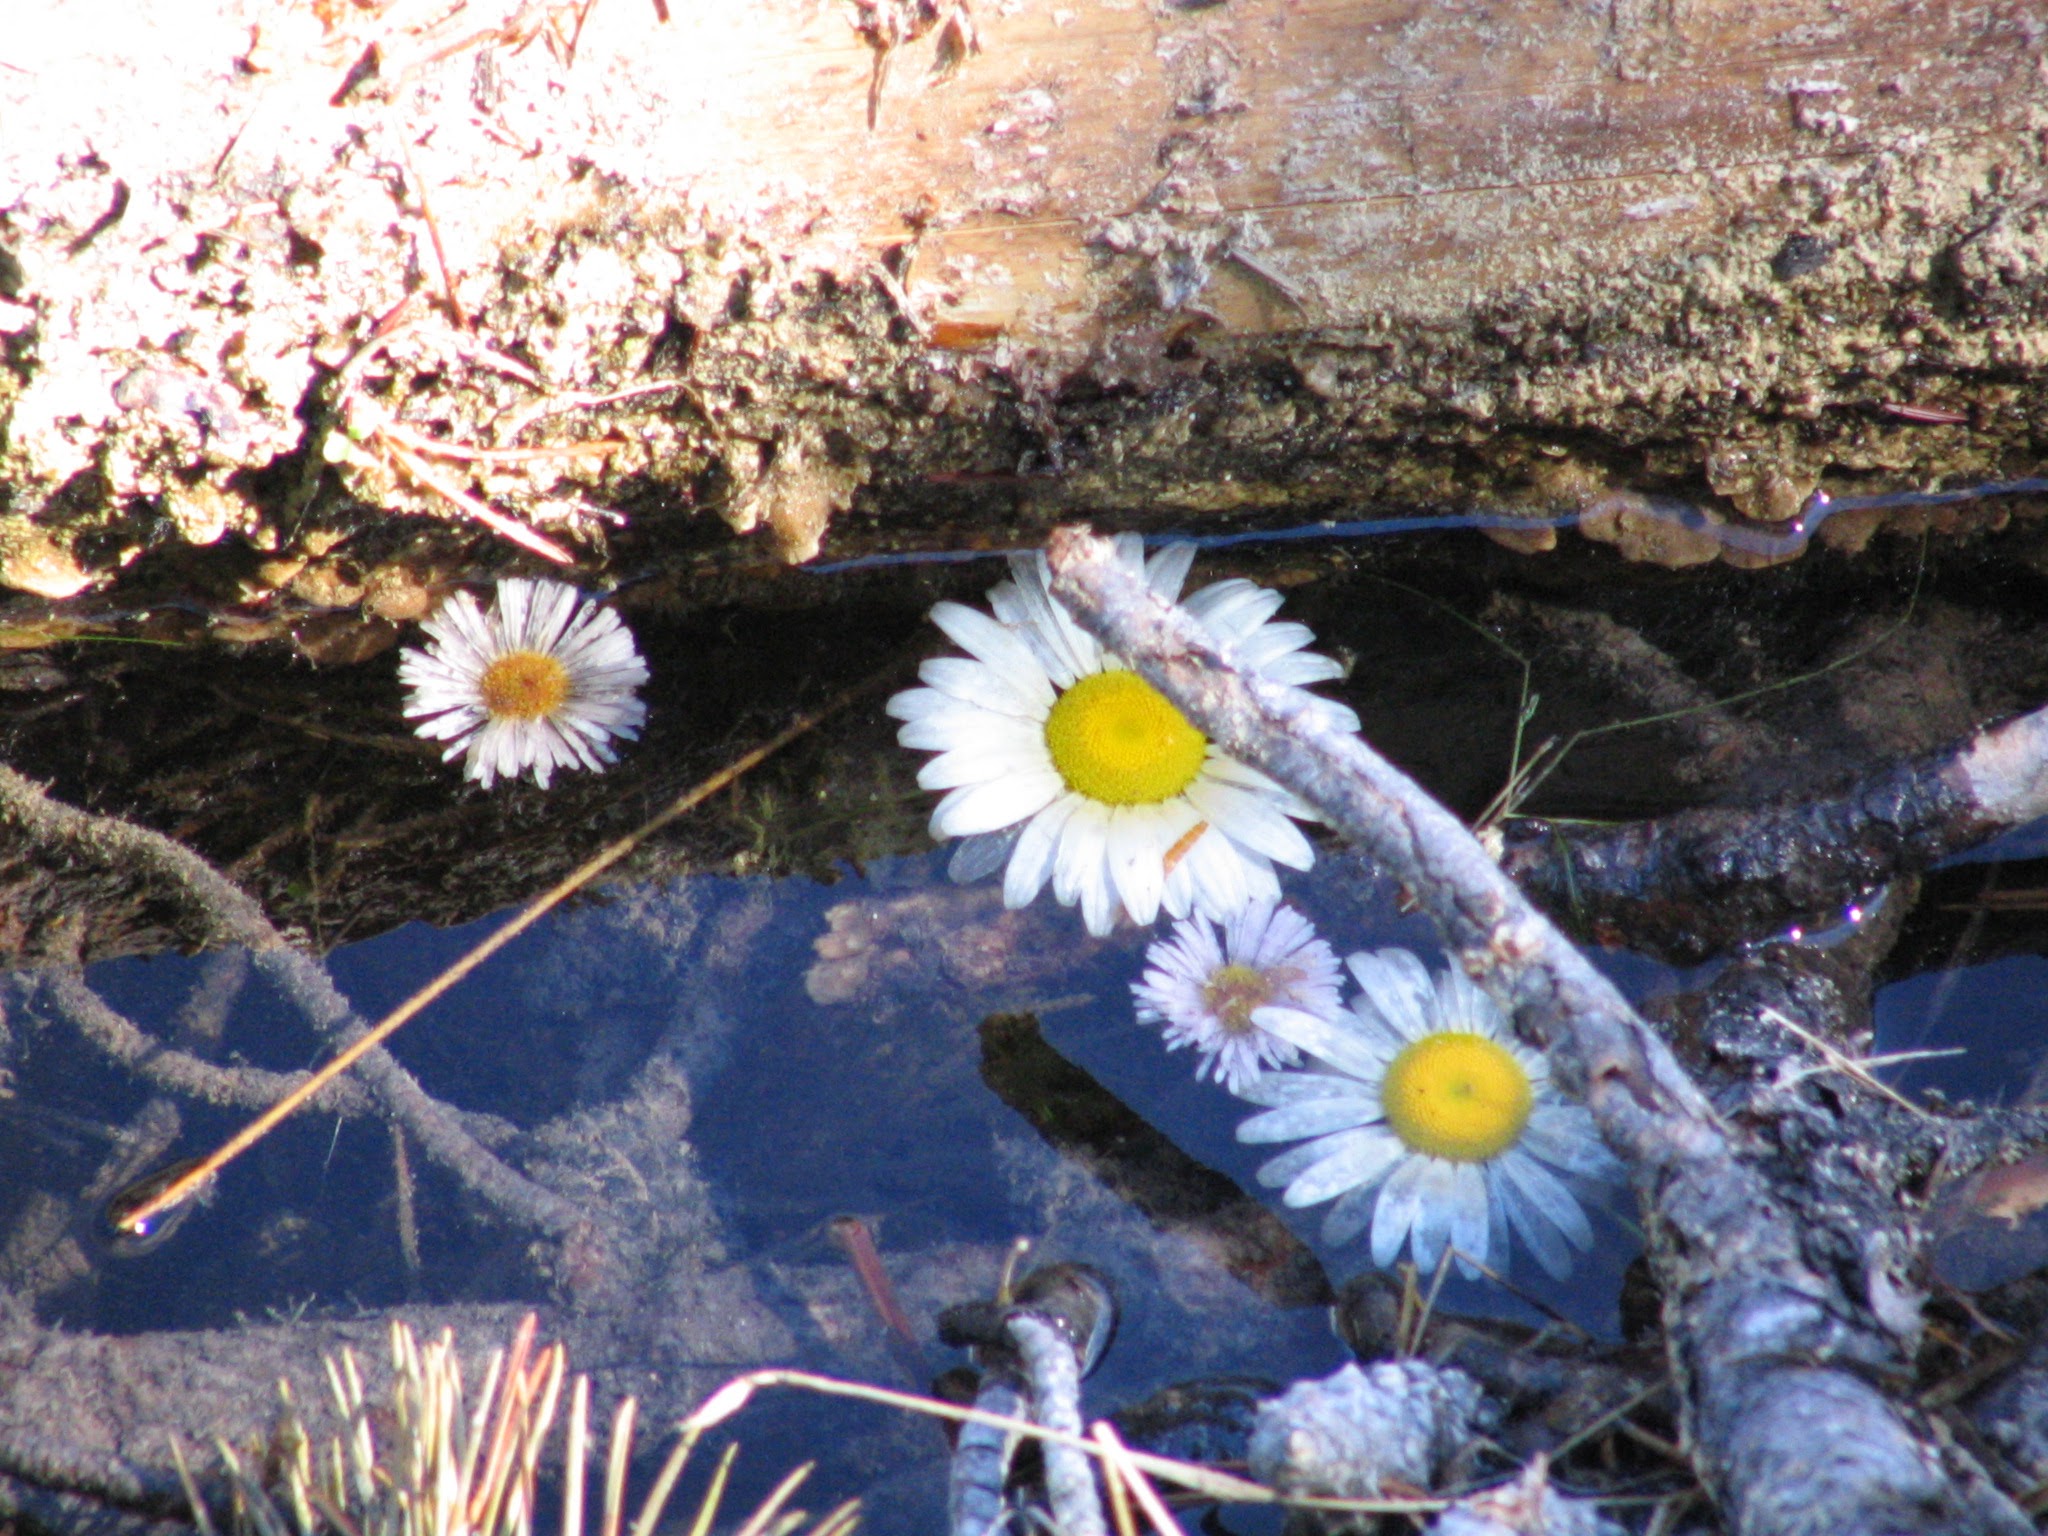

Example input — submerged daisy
[1236,948,1623,1279]
[1133,900,1344,1093]
[399,577,649,790]
[886,534,1358,936]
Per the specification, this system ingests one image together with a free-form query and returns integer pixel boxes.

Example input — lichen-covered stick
[1043,525,2032,1536]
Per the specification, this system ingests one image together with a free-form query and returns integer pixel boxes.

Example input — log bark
[2,0,2045,602]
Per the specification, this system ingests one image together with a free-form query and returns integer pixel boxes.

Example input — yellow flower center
[1042,670,1208,806]
[1201,963,1273,1037]
[477,650,572,722]
[1380,1031,1532,1163]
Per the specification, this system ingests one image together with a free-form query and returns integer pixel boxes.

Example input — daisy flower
[399,577,649,790]
[1236,948,1624,1279]
[885,534,1358,936]
[1133,899,1344,1093]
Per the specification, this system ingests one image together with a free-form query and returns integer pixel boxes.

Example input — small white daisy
[1133,899,1344,1093]
[399,577,649,790]
[885,534,1358,936]
[1236,948,1624,1279]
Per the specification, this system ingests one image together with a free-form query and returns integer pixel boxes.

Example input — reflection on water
[6,848,1651,1524]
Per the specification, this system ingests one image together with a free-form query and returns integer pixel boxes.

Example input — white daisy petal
[1370,1154,1431,1269]
[1522,1105,1625,1180]
[1183,780,1316,868]
[1236,1094,1379,1142]
[1346,948,1440,1041]
[1322,1181,1381,1246]
[1500,1149,1595,1252]
[1236,946,1623,1282]
[994,554,1100,686]
[1184,578,1285,641]
[397,579,646,791]
[1251,1005,1392,1082]
[930,603,1059,704]
[1234,620,1324,670]
[1144,540,1197,600]
[950,827,1021,885]
[1254,1135,1360,1190]
[1284,1130,1405,1207]
[930,771,1062,837]
[1494,1160,1576,1279]
[914,732,1048,790]
[1004,795,1076,908]
[1235,1069,1369,1109]
[916,656,1047,718]
[1448,1161,1492,1273]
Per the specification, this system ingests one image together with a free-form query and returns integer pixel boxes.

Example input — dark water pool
[5,508,2048,1527]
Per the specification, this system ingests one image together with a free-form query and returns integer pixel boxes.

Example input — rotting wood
[1,0,2045,602]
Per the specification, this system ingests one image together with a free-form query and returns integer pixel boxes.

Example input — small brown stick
[381,436,576,565]
[112,668,890,1239]
[397,139,468,332]
[829,1216,929,1390]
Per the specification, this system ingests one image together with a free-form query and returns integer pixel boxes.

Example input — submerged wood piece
[977,1012,1333,1308]
[1044,525,2034,1536]
[1,0,2045,592]
[1498,698,2048,962]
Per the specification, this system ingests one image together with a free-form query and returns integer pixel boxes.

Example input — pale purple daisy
[399,577,649,790]
[1132,899,1345,1092]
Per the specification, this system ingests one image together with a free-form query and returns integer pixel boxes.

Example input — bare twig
[111,663,890,1239]
[1041,525,2033,1536]
[382,436,577,565]
[0,764,580,1240]
[1006,1312,1105,1536]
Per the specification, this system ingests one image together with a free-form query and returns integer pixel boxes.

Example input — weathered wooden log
[1,0,2044,601]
